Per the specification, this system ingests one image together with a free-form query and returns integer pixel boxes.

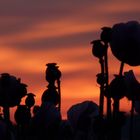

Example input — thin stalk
[130,100,134,140]
[3,106,10,122]
[114,61,124,117]
[104,43,111,119]
[99,57,105,117]
[119,62,124,76]
[57,79,61,112]
[113,98,119,119]
[113,62,125,118]
[115,62,125,116]
[112,61,125,140]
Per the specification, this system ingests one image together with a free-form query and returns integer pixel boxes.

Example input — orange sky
[0,0,140,122]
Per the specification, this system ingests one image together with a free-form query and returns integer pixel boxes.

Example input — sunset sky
[0,0,140,121]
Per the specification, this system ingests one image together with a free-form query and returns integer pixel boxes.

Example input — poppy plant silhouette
[91,20,140,140]
[0,73,27,122]
[0,21,140,140]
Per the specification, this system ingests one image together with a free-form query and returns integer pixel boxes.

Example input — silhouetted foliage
[42,63,61,111]
[0,73,27,107]
[91,20,140,140]
[108,75,126,100]
[29,102,61,140]
[0,20,140,140]
[14,105,31,126]
[67,101,99,130]
[124,70,140,100]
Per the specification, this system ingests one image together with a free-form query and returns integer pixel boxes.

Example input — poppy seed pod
[110,21,140,66]
[91,40,106,58]
[0,73,27,107]
[25,93,35,108]
[45,63,61,83]
[124,70,140,100]
[41,88,60,106]
[100,27,112,43]
[108,76,126,100]
[67,101,99,130]
[14,105,31,125]
[96,73,106,85]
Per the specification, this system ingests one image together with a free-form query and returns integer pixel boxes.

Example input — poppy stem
[130,100,134,140]
[104,43,111,119]
[113,62,125,121]
[119,62,124,76]
[114,62,125,118]
[99,57,105,117]
[57,79,61,112]
[3,106,10,122]
[113,98,119,119]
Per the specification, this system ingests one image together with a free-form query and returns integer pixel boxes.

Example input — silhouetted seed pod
[110,21,140,66]
[104,87,111,98]
[100,27,112,43]
[67,101,99,130]
[30,102,61,133]
[14,105,31,125]
[41,88,60,106]
[96,73,106,85]
[108,76,126,100]
[45,63,61,83]
[0,73,27,107]
[124,70,140,100]
[91,40,106,58]
[25,93,35,108]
